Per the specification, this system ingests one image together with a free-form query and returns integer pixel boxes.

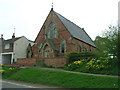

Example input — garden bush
[65,52,97,63]
[64,59,88,71]
[64,57,118,75]
[86,57,112,70]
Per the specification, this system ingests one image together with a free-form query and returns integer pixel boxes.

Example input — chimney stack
[12,33,15,39]
[1,34,3,39]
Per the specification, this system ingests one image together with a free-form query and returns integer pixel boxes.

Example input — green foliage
[64,57,118,76]
[94,25,118,58]
[65,52,97,63]
[7,68,118,88]
[86,57,112,70]
[64,59,88,71]
[2,66,21,79]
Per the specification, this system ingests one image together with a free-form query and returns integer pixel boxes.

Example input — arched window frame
[84,47,87,52]
[46,22,58,39]
[79,44,82,52]
[38,42,43,49]
[60,39,66,54]
[76,43,79,52]
[81,44,84,52]
[38,42,43,53]
[54,28,58,38]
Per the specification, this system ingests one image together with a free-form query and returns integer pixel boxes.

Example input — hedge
[65,52,98,63]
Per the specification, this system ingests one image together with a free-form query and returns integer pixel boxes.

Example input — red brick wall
[67,38,96,53]
[16,58,36,66]
[44,57,68,67]
[32,10,72,59]
[32,10,96,60]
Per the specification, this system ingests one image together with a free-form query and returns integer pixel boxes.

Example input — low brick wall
[44,57,68,67]
[16,58,37,66]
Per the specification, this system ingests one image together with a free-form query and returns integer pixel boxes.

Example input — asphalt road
[2,80,37,88]
[1,80,61,90]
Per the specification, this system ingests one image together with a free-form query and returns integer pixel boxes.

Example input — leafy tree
[94,25,118,59]
[94,36,108,57]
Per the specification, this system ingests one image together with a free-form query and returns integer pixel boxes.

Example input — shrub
[86,57,112,70]
[64,59,88,71]
[65,52,97,63]
[64,57,117,75]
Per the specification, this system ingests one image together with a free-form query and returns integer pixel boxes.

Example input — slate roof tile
[55,11,96,47]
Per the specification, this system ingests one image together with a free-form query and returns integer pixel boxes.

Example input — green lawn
[4,68,118,88]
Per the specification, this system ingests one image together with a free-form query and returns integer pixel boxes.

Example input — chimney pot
[12,33,15,38]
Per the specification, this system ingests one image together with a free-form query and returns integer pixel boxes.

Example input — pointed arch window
[76,43,79,52]
[38,42,43,49]
[47,22,58,39]
[60,39,66,54]
[47,31,51,39]
[54,28,58,38]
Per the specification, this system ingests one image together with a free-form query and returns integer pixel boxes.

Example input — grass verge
[4,68,119,88]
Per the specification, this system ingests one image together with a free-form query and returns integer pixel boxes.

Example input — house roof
[3,37,21,44]
[2,37,21,52]
[55,11,96,47]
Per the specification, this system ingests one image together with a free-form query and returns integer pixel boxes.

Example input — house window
[90,48,92,51]
[86,47,89,52]
[81,44,84,52]
[69,35,72,40]
[4,44,10,49]
[47,22,58,39]
[79,45,81,52]
[60,39,66,54]
[76,43,79,52]
[47,31,51,39]
[54,28,58,38]
[84,47,87,52]
[38,42,43,49]
[38,42,43,53]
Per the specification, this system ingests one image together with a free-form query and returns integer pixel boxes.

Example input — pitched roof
[3,37,21,44]
[2,37,21,52]
[55,11,96,47]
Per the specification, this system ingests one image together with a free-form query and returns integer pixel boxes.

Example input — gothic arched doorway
[43,44,50,58]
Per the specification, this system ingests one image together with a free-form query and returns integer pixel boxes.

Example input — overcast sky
[0,0,118,41]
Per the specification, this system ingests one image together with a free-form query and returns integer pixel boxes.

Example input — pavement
[1,79,60,89]
[2,80,35,88]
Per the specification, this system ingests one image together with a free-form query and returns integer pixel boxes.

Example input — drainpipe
[11,53,14,64]
[0,34,3,64]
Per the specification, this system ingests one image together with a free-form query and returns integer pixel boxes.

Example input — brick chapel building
[29,8,96,67]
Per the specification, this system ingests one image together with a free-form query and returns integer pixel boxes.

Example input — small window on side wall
[4,44,10,49]
[60,39,66,54]
[76,43,79,52]
[54,28,58,38]
[38,42,42,48]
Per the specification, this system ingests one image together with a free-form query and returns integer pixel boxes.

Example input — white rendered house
[0,34,34,65]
